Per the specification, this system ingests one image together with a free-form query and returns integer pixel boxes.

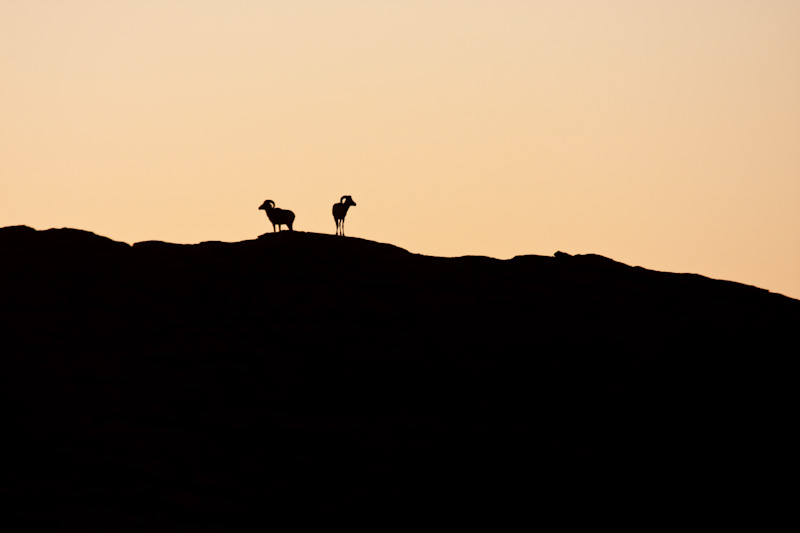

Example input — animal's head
[259,200,275,211]
[341,195,356,207]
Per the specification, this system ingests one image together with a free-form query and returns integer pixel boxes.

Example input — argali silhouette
[333,195,357,236]
[258,200,295,232]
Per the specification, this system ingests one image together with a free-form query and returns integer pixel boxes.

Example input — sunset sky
[2,1,799,299]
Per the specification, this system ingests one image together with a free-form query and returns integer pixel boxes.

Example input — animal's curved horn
[341,196,347,203]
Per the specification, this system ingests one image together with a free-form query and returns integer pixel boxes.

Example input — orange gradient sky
[2,1,799,299]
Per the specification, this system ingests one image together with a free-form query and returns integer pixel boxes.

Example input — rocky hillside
[1,226,796,525]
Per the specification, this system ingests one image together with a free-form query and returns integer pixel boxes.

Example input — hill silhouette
[1,226,796,525]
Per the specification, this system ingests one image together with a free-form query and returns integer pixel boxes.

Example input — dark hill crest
[1,225,796,523]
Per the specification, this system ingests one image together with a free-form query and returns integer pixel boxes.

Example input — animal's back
[276,208,295,229]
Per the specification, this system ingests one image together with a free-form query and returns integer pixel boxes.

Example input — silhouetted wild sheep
[259,200,295,232]
[333,195,356,236]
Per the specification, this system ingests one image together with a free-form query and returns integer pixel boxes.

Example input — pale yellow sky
[2,1,799,299]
